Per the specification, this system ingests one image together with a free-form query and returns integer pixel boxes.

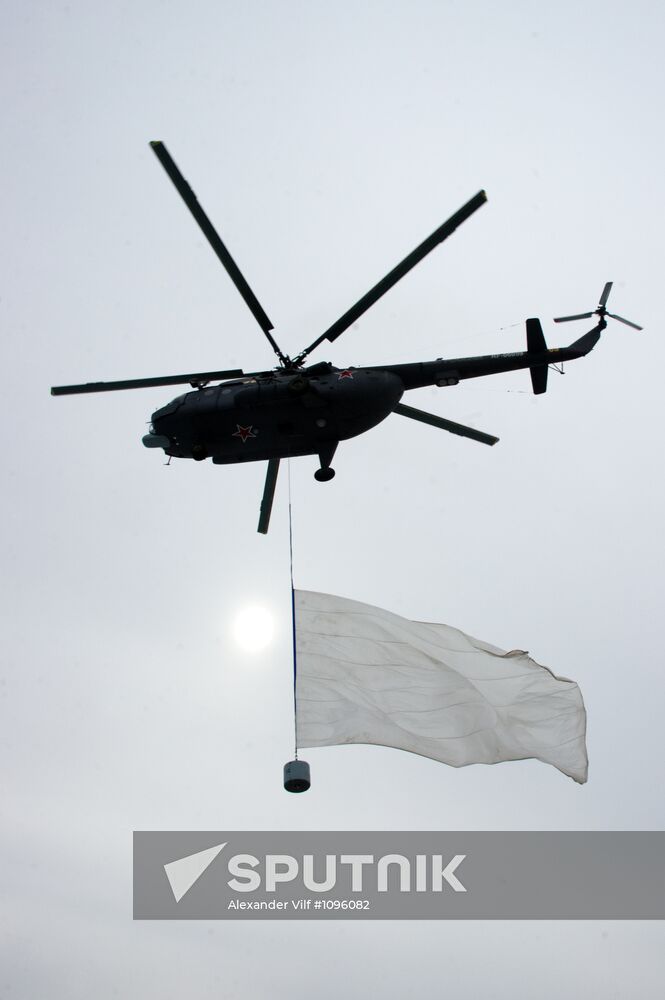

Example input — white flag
[295,590,588,783]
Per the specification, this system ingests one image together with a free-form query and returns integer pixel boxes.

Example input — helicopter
[51,141,643,534]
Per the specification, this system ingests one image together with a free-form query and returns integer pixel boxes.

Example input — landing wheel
[192,444,208,461]
[315,440,338,482]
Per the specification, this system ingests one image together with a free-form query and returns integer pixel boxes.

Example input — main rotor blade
[150,141,287,363]
[257,458,280,534]
[553,312,594,323]
[599,281,613,308]
[51,368,244,396]
[295,190,487,364]
[606,312,643,330]
[393,402,498,446]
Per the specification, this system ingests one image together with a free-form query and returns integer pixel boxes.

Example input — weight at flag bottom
[294,591,588,783]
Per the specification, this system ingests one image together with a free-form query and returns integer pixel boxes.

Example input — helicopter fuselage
[146,364,404,464]
[143,332,599,466]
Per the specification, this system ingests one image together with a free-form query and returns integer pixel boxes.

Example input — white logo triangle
[164,842,227,902]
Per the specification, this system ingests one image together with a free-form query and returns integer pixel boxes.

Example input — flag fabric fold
[294,590,588,783]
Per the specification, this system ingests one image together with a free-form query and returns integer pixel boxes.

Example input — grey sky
[3,0,665,996]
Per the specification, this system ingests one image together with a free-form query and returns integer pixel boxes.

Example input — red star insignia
[338,369,354,380]
[232,424,257,443]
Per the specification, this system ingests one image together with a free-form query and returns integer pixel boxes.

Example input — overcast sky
[3,1,665,996]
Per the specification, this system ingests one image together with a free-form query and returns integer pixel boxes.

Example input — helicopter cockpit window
[152,393,187,419]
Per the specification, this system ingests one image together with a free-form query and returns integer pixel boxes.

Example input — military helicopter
[51,142,642,533]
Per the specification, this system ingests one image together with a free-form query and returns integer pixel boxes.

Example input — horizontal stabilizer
[530,365,548,395]
[526,317,547,354]
[526,318,548,395]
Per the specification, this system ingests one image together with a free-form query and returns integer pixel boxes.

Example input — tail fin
[526,318,548,395]
[568,325,603,357]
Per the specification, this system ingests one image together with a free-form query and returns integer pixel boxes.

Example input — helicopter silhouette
[51,142,642,533]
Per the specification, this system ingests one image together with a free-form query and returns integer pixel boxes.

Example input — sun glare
[232,605,275,653]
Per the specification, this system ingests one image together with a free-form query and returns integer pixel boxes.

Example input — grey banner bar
[133,832,665,919]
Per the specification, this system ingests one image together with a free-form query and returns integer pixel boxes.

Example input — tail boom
[376,320,603,392]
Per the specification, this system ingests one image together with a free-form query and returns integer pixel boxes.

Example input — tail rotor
[554,282,643,330]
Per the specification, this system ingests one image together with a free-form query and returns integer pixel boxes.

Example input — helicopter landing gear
[192,443,208,461]
[314,442,337,482]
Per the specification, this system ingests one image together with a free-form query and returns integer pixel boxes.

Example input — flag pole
[287,459,298,760]
[283,461,311,792]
